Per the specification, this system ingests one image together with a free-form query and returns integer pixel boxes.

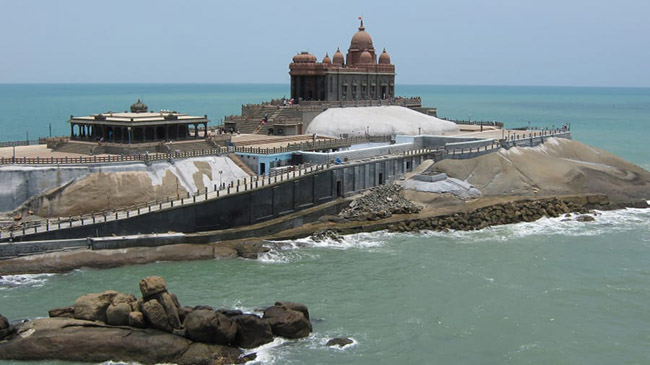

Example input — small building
[68,100,209,143]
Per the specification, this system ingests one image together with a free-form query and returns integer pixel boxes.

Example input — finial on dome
[358,16,364,31]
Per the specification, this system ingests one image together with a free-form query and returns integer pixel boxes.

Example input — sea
[0,84,649,364]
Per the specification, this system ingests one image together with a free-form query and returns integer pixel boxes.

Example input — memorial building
[289,19,395,102]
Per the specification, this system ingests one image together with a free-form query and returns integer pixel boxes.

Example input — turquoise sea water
[1,84,650,364]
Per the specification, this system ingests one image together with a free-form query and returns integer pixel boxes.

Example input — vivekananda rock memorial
[224,19,445,137]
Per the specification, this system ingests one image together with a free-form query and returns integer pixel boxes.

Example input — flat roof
[70,112,208,126]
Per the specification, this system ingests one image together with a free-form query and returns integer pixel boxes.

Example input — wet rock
[139,276,167,299]
[184,309,237,345]
[576,215,596,222]
[311,229,342,242]
[234,241,270,260]
[0,314,16,340]
[326,337,353,347]
[73,290,118,323]
[178,306,194,323]
[263,304,312,339]
[48,306,74,319]
[232,314,274,348]
[151,292,182,330]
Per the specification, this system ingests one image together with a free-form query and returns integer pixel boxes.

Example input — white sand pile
[306,106,459,136]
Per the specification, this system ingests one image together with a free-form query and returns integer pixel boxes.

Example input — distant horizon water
[0,83,648,168]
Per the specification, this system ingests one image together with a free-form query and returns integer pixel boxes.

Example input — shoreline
[1,193,646,276]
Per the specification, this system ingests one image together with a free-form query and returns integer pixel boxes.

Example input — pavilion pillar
[204,122,208,138]
[70,123,74,139]
[194,124,198,139]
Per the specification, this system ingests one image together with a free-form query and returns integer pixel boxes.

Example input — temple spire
[359,17,364,31]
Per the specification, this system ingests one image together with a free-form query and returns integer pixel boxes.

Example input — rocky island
[0,276,313,364]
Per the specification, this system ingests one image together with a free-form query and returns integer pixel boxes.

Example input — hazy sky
[2,0,649,87]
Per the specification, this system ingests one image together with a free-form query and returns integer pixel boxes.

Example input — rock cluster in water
[387,195,614,232]
[0,276,312,364]
[338,184,421,221]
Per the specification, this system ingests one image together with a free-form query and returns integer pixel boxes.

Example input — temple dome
[359,50,373,64]
[379,48,391,64]
[332,48,344,65]
[130,99,148,113]
[292,51,317,63]
[349,20,374,52]
[322,53,331,64]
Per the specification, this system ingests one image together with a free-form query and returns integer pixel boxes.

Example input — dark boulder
[263,304,312,339]
[184,309,237,345]
[178,306,194,323]
[0,314,16,340]
[576,215,596,222]
[326,337,354,347]
[232,314,274,348]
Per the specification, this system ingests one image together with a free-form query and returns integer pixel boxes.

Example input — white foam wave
[0,273,55,290]
[291,232,385,250]
[244,336,290,364]
[420,206,649,242]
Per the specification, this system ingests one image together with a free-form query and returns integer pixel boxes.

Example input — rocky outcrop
[234,241,270,259]
[339,184,421,221]
[1,276,312,364]
[387,195,623,233]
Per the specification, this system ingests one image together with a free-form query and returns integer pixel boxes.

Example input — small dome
[349,20,374,52]
[379,48,391,64]
[322,53,331,64]
[359,50,373,64]
[292,51,317,63]
[332,48,344,65]
[130,99,148,113]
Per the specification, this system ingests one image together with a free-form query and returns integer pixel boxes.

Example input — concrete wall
[300,142,414,164]
[8,153,426,242]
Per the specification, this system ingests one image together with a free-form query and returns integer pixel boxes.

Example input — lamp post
[219,170,223,189]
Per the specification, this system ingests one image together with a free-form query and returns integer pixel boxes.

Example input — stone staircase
[228,153,256,176]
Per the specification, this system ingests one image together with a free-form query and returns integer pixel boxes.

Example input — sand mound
[432,138,650,202]
[18,156,250,217]
[306,106,459,136]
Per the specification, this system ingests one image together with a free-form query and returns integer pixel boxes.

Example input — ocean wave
[0,273,55,290]
[420,206,650,241]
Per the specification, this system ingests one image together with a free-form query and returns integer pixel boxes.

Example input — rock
[0,317,242,364]
[151,292,182,330]
[48,306,74,318]
[234,241,270,260]
[576,215,596,222]
[0,314,16,340]
[326,337,354,347]
[275,301,310,320]
[141,299,172,332]
[213,246,238,259]
[178,306,194,323]
[73,290,118,323]
[216,309,243,318]
[106,302,132,326]
[263,304,312,339]
[139,276,167,298]
[232,314,274,348]
[184,309,237,345]
[311,229,342,242]
[128,311,146,328]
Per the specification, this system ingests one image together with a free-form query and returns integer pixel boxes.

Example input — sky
[1,0,649,87]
